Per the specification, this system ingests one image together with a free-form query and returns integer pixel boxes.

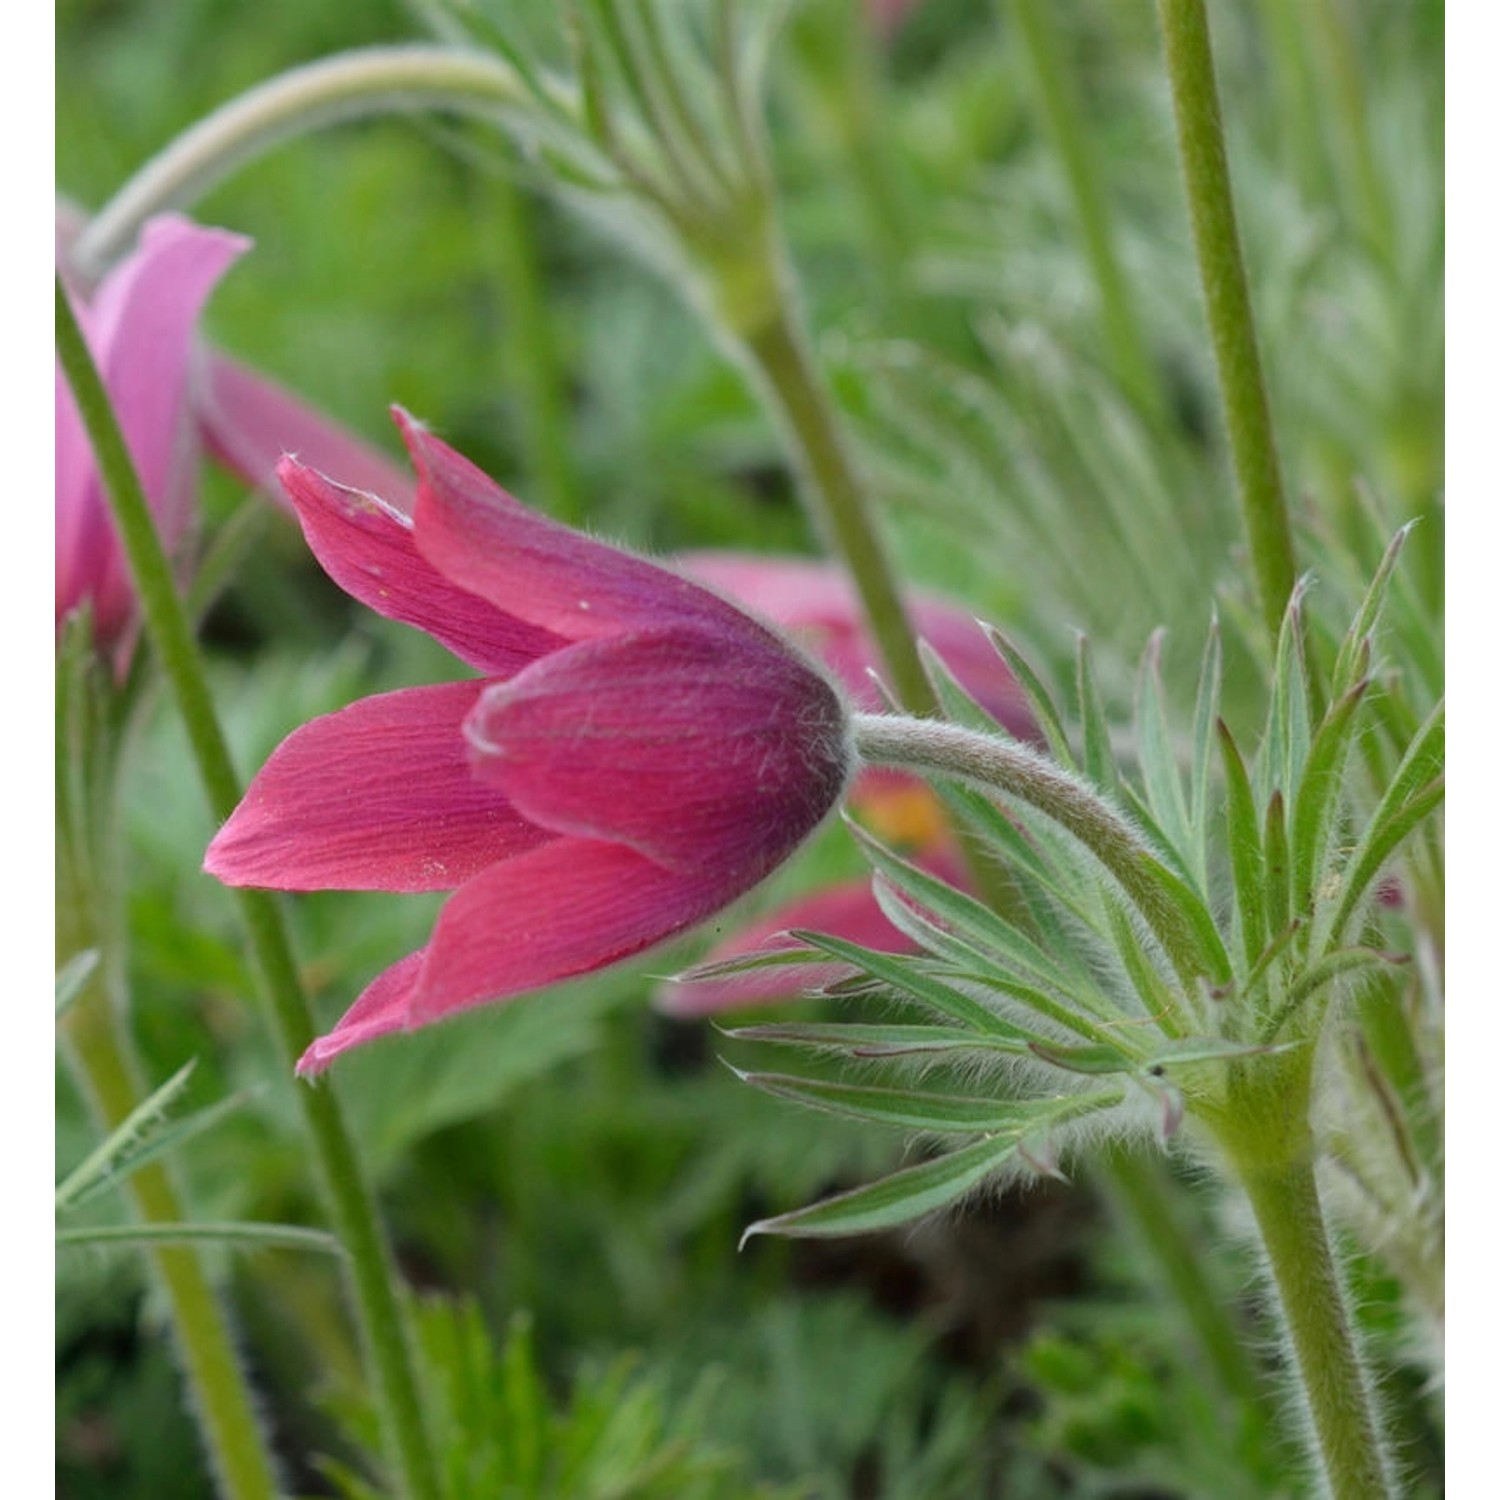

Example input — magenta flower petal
[655,877,914,1018]
[405,840,748,1033]
[465,627,849,874]
[277,456,568,677]
[399,414,755,643]
[297,949,427,1075]
[201,356,419,512]
[57,215,249,648]
[205,681,552,892]
[678,551,1038,741]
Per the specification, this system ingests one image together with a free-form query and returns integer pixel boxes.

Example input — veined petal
[465,627,850,875]
[297,950,425,1075]
[656,877,908,1017]
[204,681,552,892]
[277,457,567,677]
[399,415,760,644]
[202,357,418,511]
[406,839,749,1028]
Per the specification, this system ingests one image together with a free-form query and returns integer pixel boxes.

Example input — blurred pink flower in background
[56,210,416,664]
[56,215,249,657]
[206,415,853,1073]
[657,553,1037,1017]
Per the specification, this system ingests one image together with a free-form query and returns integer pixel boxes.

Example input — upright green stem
[1157,0,1298,643]
[733,289,937,716]
[1231,1153,1394,1497]
[1008,0,1163,418]
[57,283,439,1500]
[73,47,523,279]
[59,949,280,1500]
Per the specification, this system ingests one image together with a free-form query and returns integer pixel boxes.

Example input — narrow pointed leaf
[981,627,1077,769]
[1028,1040,1135,1075]
[1218,720,1267,966]
[56,1222,342,1255]
[737,1071,1100,1135]
[1332,523,1414,699]
[723,1020,1032,1057]
[1135,631,1193,867]
[1291,677,1372,912]
[741,1132,1027,1242]
[1263,791,1291,931]
[1188,617,1222,882]
[788,930,1027,1040]
[56,1061,197,1214]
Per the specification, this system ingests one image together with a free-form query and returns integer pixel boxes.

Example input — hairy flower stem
[1008,0,1164,420]
[735,295,937,716]
[1214,1079,1397,1500]
[1157,0,1298,645]
[59,936,280,1500]
[73,46,524,278]
[57,283,440,1500]
[853,714,1207,994]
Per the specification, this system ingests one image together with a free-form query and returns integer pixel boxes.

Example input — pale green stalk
[73,47,524,278]
[1157,0,1298,644]
[57,282,440,1500]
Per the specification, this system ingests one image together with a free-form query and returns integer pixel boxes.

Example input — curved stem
[1157,0,1298,644]
[59,956,281,1500]
[74,46,524,278]
[57,282,440,1500]
[852,713,1206,990]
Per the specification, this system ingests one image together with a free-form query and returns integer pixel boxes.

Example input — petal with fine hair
[399,415,757,643]
[465,628,849,874]
[204,681,553,893]
[277,456,567,678]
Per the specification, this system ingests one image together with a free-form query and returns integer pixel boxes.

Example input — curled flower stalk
[205,416,854,1071]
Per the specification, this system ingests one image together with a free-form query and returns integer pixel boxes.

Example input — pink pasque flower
[56,215,250,656]
[657,553,1036,1017]
[56,210,418,662]
[204,414,853,1074]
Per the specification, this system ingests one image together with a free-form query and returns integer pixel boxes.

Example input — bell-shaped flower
[204,414,853,1073]
[56,209,418,666]
[657,552,1036,1017]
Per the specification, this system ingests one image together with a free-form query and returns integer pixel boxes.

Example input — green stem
[1007,0,1163,418]
[59,959,280,1500]
[733,289,937,715]
[1157,0,1298,644]
[57,282,440,1500]
[1228,1147,1396,1497]
[485,172,586,525]
[73,46,524,278]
